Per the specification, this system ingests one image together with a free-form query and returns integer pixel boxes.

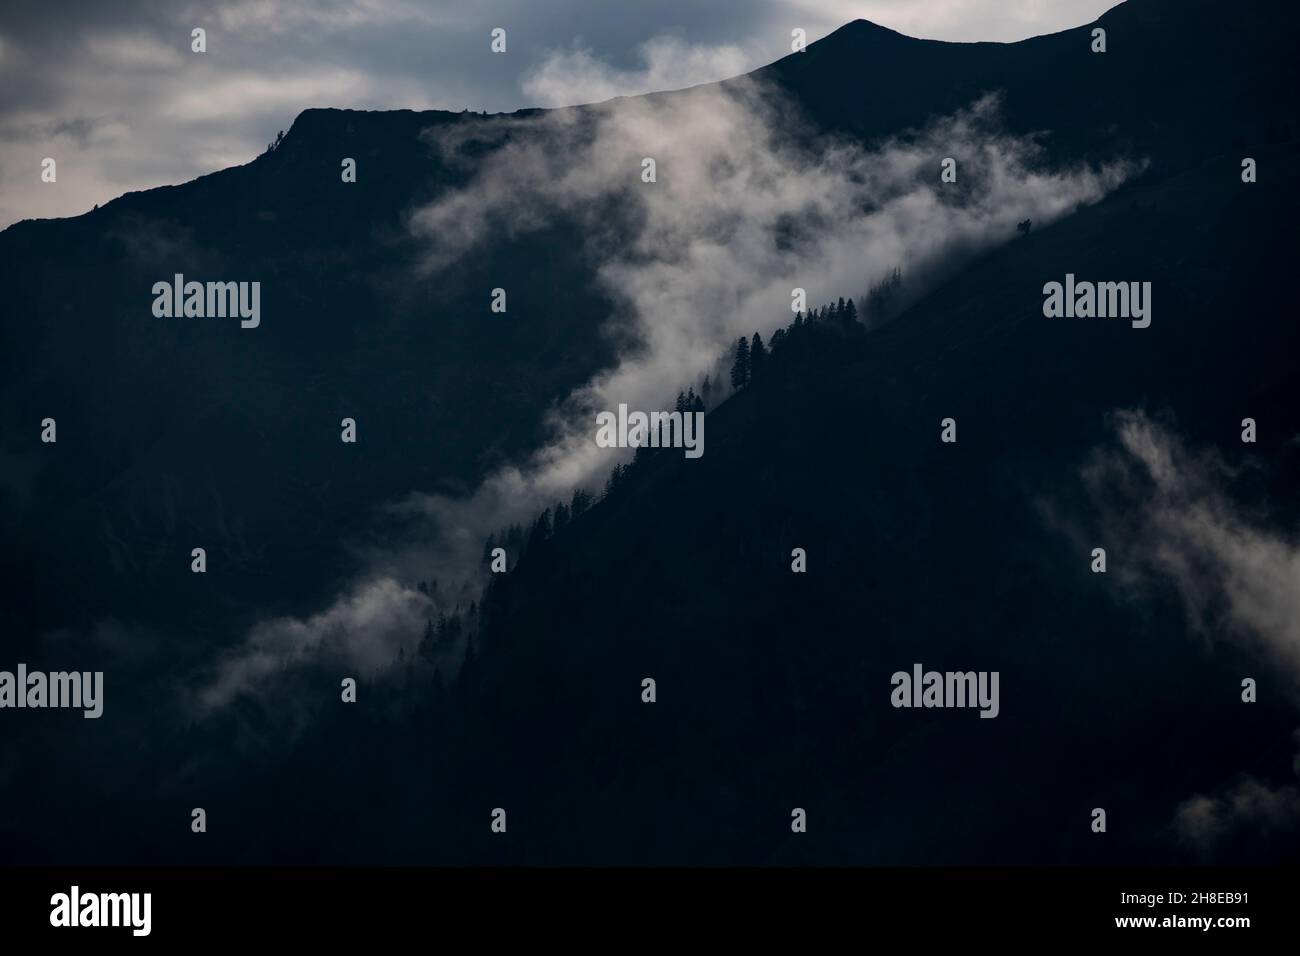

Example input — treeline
[402,275,902,682]
[595,278,906,509]
[481,486,597,570]
[728,271,901,390]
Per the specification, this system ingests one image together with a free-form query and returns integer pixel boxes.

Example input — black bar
[0,867,1286,942]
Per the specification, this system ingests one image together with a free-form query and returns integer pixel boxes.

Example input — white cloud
[522,36,756,108]
[197,577,433,712]
[196,0,450,33]
[1078,412,1300,854]
[161,68,436,122]
[85,33,186,71]
[198,82,1134,711]
[1084,410,1300,680]
[400,84,1132,620]
[1174,760,1300,854]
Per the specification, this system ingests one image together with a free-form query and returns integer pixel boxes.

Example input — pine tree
[419,618,436,660]
[730,336,751,389]
[571,487,592,517]
[604,463,626,498]
[459,635,478,692]
[524,508,552,557]
[750,332,767,378]
[700,374,712,408]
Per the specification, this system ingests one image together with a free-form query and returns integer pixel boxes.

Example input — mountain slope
[1,0,1297,864]
[2,0,1293,647]
[437,143,1300,865]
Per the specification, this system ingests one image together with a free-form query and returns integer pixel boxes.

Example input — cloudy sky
[0,0,1116,228]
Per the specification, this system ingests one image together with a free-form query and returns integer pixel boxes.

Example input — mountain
[2,0,1297,864]
[1,0,1292,645]
[444,146,1300,865]
[759,0,1295,163]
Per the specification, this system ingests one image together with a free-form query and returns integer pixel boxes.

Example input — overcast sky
[0,0,1117,228]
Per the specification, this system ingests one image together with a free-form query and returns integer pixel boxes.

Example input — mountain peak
[818,17,918,46]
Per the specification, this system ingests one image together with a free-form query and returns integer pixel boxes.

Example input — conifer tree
[750,332,767,378]
[730,336,751,389]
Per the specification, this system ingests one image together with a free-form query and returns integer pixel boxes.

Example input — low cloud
[197,577,433,712]
[398,82,1134,593]
[1083,410,1300,680]
[1174,751,1300,855]
[1078,411,1300,854]
[198,78,1136,712]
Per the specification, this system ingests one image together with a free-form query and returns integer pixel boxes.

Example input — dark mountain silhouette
[2,0,1292,644]
[447,150,1300,865]
[759,0,1295,165]
[1,0,1298,864]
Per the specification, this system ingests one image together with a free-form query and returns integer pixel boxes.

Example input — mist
[200,77,1138,711]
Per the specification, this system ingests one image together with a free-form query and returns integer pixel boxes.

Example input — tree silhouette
[750,332,768,378]
[570,488,592,518]
[730,336,750,389]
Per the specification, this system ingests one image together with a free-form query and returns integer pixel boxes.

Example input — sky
[0,0,1118,229]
